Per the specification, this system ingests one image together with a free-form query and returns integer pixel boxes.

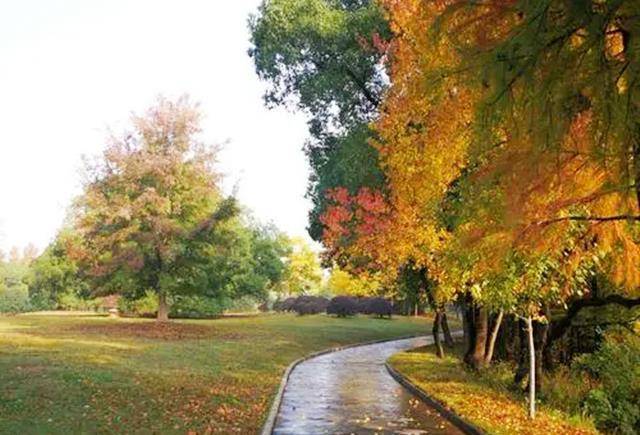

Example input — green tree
[249,0,389,134]
[72,96,238,322]
[0,249,31,313]
[26,229,88,310]
[249,0,389,241]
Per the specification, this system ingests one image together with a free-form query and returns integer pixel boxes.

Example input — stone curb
[384,362,485,435]
[260,333,426,435]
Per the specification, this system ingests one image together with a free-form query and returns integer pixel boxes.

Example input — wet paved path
[273,336,462,435]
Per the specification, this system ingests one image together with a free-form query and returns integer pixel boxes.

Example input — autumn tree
[277,237,323,295]
[326,266,381,297]
[72,97,238,322]
[360,0,640,416]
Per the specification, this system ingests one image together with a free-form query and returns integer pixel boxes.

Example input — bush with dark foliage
[356,297,373,314]
[272,297,297,312]
[291,295,330,315]
[326,296,359,317]
[367,297,392,318]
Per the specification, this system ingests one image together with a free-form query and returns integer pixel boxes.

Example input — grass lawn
[0,312,433,434]
[388,343,598,435]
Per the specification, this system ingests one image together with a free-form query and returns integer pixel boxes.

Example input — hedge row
[273,295,392,318]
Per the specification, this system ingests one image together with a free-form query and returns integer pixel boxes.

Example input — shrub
[57,292,101,311]
[326,296,358,317]
[170,295,228,318]
[0,286,31,313]
[356,297,373,314]
[367,297,392,318]
[291,295,329,315]
[273,297,297,312]
[572,328,640,434]
[118,291,158,317]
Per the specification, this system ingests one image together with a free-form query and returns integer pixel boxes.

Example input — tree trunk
[441,312,454,347]
[157,292,169,322]
[533,316,549,394]
[433,310,445,358]
[526,316,536,419]
[462,300,476,366]
[514,318,528,386]
[414,302,419,317]
[469,307,488,369]
[485,309,504,365]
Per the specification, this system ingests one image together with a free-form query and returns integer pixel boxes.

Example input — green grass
[0,312,433,434]
[388,343,598,435]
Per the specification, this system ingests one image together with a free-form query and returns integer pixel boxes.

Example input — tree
[202,220,290,304]
[326,266,380,296]
[0,249,31,313]
[72,96,238,322]
[277,237,323,295]
[249,0,389,135]
[306,124,386,241]
[249,0,390,241]
[26,229,88,310]
[247,222,291,293]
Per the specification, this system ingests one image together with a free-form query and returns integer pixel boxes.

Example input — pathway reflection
[273,336,462,434]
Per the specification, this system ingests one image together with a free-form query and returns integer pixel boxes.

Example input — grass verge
[388,343,598,435]
[0,312,433,434]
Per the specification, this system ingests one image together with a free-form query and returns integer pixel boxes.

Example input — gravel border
[260,333,426,435]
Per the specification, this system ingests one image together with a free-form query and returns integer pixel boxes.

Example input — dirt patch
[62,322,237,341]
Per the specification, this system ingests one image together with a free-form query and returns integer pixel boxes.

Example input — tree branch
[342,66,380,107]
[547,295,640,346]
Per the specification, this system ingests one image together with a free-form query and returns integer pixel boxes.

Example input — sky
[0,0,314,254]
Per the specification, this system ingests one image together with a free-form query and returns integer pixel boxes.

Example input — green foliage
[56,293,101,311]
[249,0,389,133]
[0,286,31,313]
[0,258,31,313]
[170,295,227,318]
[26,229,88,310]
[573,328,640,434]
[118,291,158,317]
[199,220,288,303]
[115,221,289,318]
[249,0,388,242]
[306,124,385,240]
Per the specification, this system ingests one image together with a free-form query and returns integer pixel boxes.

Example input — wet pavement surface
[273,336,462,435]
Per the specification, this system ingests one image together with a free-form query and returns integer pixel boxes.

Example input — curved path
[273,336,462,435]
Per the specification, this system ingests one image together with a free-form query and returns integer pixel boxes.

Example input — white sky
[0,0,314,254]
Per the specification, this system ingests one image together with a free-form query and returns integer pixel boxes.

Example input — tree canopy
[72,97,241,321]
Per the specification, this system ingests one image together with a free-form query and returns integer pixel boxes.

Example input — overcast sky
[0,0,314,254]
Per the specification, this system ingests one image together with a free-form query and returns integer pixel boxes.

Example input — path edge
[384,361,485,435]
[260,333,425,435]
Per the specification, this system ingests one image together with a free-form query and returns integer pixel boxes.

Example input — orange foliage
[321,0,640,298]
